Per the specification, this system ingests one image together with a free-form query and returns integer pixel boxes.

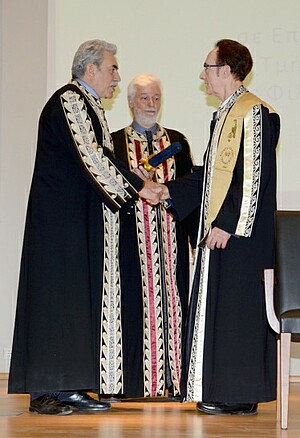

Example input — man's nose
[114,70,121,81]
[199,70,206,80]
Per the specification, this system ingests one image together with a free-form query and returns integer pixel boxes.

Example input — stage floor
[1,379,300,437]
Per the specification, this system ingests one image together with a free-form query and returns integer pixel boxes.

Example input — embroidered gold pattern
[61,90,134,208]
[227,119,237,140]
[61,84,124,393]
[101,205,122,394]
[220,147,234,166]
[236,104,262,237]
[188,86,258,402]
[125,126,182,396]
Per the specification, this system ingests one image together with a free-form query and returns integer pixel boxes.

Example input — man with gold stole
[157,39,280,414]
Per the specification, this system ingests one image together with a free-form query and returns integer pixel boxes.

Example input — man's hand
[206,227,231,250]
[138,180,163,205]
[133,165,155,181]
[159,185,170,200]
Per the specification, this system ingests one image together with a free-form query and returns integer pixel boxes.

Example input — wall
[0,0,48,372]
[53,0,300,211]
[52,0,300,376]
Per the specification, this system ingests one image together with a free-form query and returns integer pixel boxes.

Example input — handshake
[134,141,183,205]
[135,166,170,205]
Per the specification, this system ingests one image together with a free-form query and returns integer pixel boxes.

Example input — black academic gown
[167,94,280,403]
[8,82,143,394]
[111,127,199,397]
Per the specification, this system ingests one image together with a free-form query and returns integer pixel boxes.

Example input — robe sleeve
[61,89,143,213]
[170,132,201,249]
[165,166,203,222]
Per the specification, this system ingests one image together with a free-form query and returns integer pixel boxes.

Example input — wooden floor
[1,379,300,437]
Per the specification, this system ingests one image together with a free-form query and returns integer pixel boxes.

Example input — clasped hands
[135,166,170,205]
[135,166,232,250]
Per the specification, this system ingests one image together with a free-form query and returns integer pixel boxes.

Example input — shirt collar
[216,85,247,120]
[132,121,159,135]
[75,78,99,99]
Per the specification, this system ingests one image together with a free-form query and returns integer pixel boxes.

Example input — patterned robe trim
[233,92,275,235]
[100,205,123,394]
[204,89,276,237]
[203,87,247,235]
[71,80,114,152]
[186,246,210,402]
[235,105,261,236]
[60,83,124,394]
[205,110,244,232]
[200,87,247,242]
[124,126,182,396]
[228,92,275,236]
[61,85,137,212]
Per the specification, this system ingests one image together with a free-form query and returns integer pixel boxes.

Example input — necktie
[145,130,153,155]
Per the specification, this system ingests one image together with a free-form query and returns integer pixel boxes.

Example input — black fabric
[111,127,200,397]
[176,104,280,404]
[166,166,204,223]
[8,84,142,394]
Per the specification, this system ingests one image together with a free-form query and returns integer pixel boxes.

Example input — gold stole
[205,92,275,231]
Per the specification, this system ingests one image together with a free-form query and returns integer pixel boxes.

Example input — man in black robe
[110,74,199,399]
[154,39,280,415]
[8,40,161,415]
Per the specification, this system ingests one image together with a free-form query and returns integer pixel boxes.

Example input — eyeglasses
[203,63,225,71]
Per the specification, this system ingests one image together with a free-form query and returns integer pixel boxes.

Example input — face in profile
[93,51,121,99]
[199,48,227,101]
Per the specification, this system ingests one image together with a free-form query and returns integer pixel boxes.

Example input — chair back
[275,210,300,317]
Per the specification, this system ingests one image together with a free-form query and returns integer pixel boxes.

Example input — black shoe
[59,392,111,412]
[99,395,123,403]
[166,394,182,402]
[196,401,257,416]
[166,385,181,402]
[29,395,73,415]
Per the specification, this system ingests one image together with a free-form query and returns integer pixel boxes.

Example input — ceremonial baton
[139,142,182,171]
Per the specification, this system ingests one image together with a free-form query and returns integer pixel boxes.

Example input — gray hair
[71,39,117,78]
[127,74,162,101]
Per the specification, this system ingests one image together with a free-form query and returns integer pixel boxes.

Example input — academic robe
[8,81,143,394]
[111,126,199,397]
[167,87,280,403]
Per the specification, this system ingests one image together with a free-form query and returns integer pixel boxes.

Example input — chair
[264,210,300,429]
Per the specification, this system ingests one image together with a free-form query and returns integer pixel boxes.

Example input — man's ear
[128,97,134,110]
[222,64,231,78]
[86,63,97,78]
